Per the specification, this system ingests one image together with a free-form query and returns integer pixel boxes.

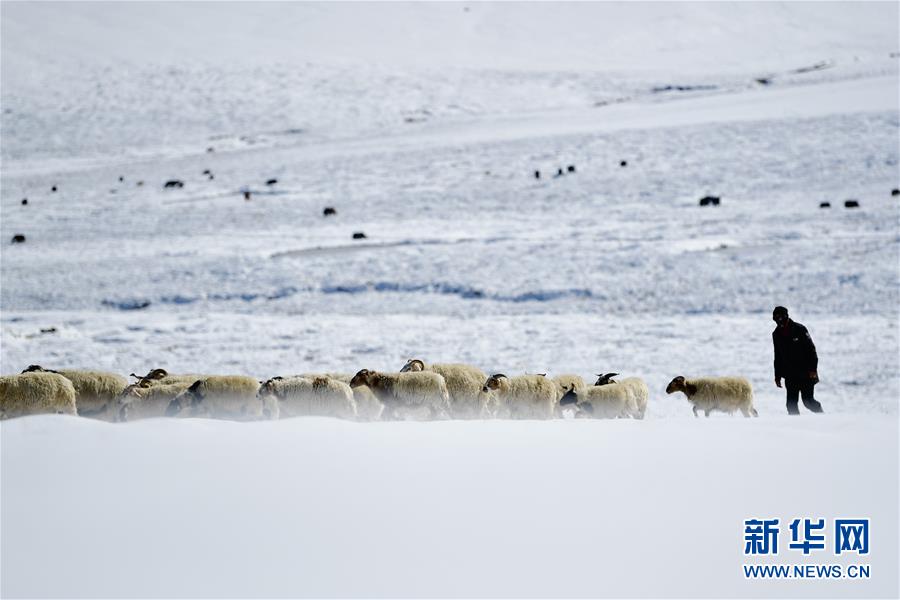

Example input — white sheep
[259,376,357,420]
[22,365,127,421]
[401,359,495,419]
[560,377,649,419]
[665,375,757,417]
[117,381,195,421]
[350,369,451,420]
[166,376,278,421]
[296,372,384,421]
[482,373,558,420]
[1,372,78,419]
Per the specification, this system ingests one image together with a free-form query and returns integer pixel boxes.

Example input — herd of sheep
[0,360,758,422]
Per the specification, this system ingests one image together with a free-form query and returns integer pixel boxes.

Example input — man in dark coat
[772,306,824,415]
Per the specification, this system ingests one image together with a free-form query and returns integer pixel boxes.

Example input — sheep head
[400,359,425,373]
[258,378,283,400]
[166,380,203,416]
[482,374,508,393]
[594,372,619,385]
[666,376,687,395]
[558,384,579,406]
[350,369,373,388]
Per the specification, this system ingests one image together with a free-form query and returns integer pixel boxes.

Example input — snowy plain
[1,2,899,598]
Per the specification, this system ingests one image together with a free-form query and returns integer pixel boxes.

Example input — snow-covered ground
[1,2,898,598]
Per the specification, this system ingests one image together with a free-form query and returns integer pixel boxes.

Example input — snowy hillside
[1,2,898,598]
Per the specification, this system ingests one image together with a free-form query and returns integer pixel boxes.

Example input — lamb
[482,374,558,420]
[22,365,127,421]
[1,372,78,419]
[259,376,357,420]
[665,375,757,417]
[349,369,451,421]
[400,359,494,419]
[165,376,279,421]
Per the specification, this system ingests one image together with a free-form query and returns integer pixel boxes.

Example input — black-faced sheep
[665,375,757,417]
[350,369,450,421]
[165,376,278,421]
[1,372,77,419]
[259,376,357,420]
[400,359,495,419]
[482,374,557,420]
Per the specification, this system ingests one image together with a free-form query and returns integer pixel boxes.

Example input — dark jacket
[773,320,818,380]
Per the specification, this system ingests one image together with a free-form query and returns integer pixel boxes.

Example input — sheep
[559,382,625,419]
[117,381,194,421]
[1,372,77,419]
[400,359,494,419]
[350,369,451,421]
[259,376,357,420]
[482,374,557,420]
[165,376,278,421]
[22,366,127,421]
[298,373,385,421]
[665,375,757,417]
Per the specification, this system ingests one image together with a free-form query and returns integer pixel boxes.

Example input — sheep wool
[350,369,451,421]
[57,370,128,420]
[402,359,493,419]
[117,381,194,421]
[485,374,558,420]
[1,372,77,419]
[617,377,650,419]
[168,376,278,421]
[562,382,628,419]
[260,376,357,420]
[666,376,757,417]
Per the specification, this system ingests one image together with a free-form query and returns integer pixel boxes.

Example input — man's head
[773,306,789,326]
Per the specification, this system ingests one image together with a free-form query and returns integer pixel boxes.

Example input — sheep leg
[704,409,711,417]
[692,405,700,418]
